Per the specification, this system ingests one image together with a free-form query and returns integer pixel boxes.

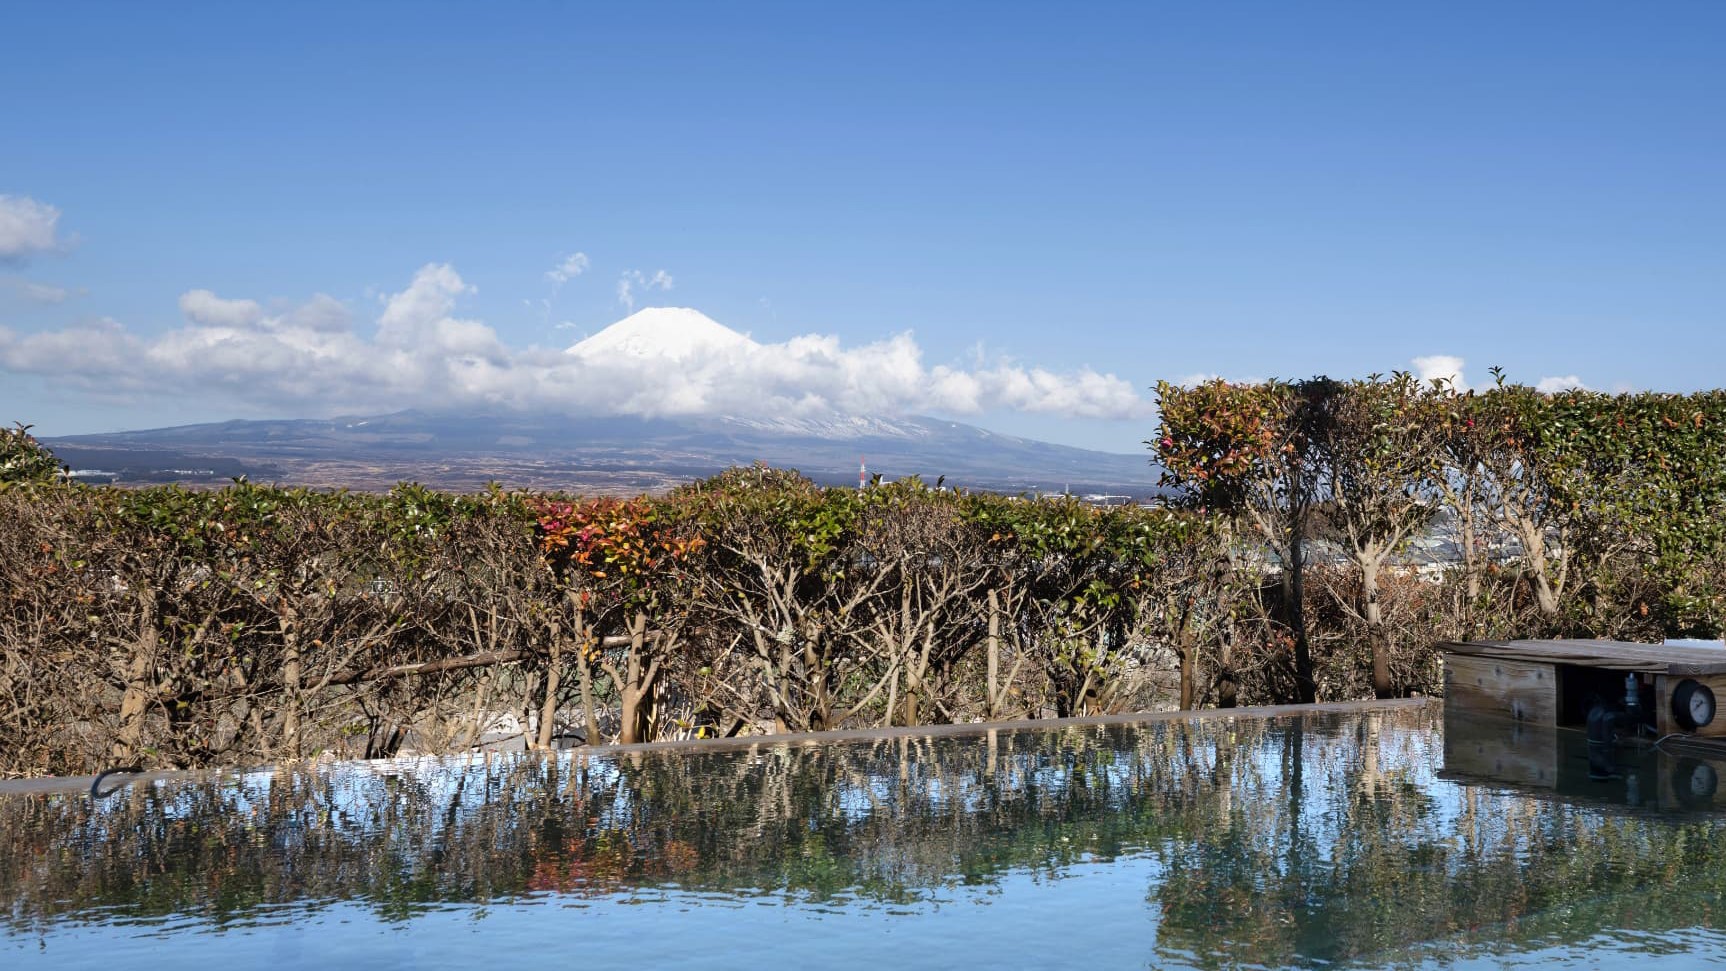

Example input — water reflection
[1444,714,1726,813]
[3,704,1725,968]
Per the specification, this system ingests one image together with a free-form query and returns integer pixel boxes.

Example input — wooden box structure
[1442,639,1726,737]
[1441,639,1726,811]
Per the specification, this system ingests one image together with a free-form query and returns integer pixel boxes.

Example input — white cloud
[615,268,673,311]
[1409,356,1587,395]
[176,289,350,333]
[280,293,353,333]
[2,278,70,303]
[23,281,69,303]
[179,289,264,328]
[1411,354,1468,391]
[1172,372,1221,388]
[0,263,1153,422]
[0,196,62,260]
[0,317,141,377]
[546,252,589,288]
[375,263,490,352]
[1535,375,1587,393]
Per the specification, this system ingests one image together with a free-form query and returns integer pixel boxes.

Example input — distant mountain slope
[46,409,1161,496]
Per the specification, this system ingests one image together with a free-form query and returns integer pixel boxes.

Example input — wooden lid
[1441,639,1726,676]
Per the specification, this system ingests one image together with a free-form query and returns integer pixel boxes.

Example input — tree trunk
[564,597,600,746]
[1287,525,1317,704]
[881,661,899,730]
[1178,627,1196,710]
[456,670,493,752]
[1217,623,1238,708]
[806,634,832,731]
[1215,553,1238,709]
[1460,505,1481,604]
[1170,586,1198,711]
[280,604,303,758]
[1515,518,1561,623]
[1456,497,1483,639]
[899,626,936,728]
[114,598,159,763]
[536,631,563,750]
[577,653,599,745]
[618,612,653,745]
[1361,555,1394,699]
[899,681,920,727]
[1531,568,1560,622]
[986,588,1001,720]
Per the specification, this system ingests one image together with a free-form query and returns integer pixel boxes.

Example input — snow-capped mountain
[42,307,1162,495]
[566,307,757,362]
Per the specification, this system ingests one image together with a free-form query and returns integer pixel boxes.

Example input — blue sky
[2,1,1722,453]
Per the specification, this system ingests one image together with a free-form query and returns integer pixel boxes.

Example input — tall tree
[1306,374,1445,698]
[1155,379,1320,704]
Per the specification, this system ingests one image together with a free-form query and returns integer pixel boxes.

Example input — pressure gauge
[1672,679,1717,732]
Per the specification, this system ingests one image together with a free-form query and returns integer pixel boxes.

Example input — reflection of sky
[8,706,1726,969]
[16,864,1176,971]
[18,871,1723,971]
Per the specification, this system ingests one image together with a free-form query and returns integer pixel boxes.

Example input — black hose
[90,765,143,800]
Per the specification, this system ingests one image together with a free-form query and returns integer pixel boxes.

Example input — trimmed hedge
[4,377,1723,777]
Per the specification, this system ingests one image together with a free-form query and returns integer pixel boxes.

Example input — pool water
[4,702,1726,969]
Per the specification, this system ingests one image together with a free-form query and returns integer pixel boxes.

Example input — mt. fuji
[43,307,1162,496]
[566,307,758,363]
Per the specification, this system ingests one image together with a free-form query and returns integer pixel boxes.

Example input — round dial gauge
[1673,679,1717,731]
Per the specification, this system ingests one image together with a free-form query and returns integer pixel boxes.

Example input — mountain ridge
[45,409,1160,496]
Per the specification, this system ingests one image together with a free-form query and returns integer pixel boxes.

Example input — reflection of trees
[0,719,1228,926]
[4,707,1725,966]
[1151,711,1726,967]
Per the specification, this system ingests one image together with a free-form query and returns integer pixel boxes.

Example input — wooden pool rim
[0,696,1437,797]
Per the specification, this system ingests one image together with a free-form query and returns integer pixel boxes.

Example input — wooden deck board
[1444,655,1558,724]
[1441,639,1726,676]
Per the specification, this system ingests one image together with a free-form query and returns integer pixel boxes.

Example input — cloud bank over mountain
[0,263,1153,422]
